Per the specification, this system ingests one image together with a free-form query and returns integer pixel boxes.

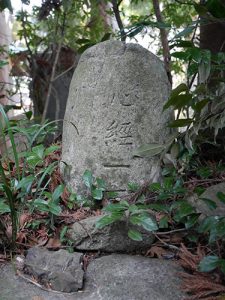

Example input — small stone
[68,215,155,252]
[24,247,84,293]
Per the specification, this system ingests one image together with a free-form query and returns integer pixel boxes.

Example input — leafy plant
[0,105,62,249]
[82,170,106,201]
[96,200,158,241]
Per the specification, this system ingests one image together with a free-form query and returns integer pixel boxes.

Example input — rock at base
[24,247,84,293]
[68,215,155,252]
[0,254,186,300]
[187,182,225,218]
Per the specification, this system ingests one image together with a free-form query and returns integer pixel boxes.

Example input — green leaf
[92,188,103,200]
[48,201,62,215]
[140,216,158,231]
[44,145,60,156]
[174,201,195,221]
[149,203,169,213]
[128,25,144,38]
[149,182,161,192]
[169,118,193,128]
[26,155,42,168]
[165,94,192,111]
[173,25,195,39]
[185,214,200,229]
[106,191,118,198]
[32,144,45,159]
[200,198,217,210]
[0,201,10,214]
[33,199,49,212]
[129,204,139,213]
[133,143,165,157]
[104,201,129,213]
[25,111,32,120]
[128,229,143,241]
[198,216,218,233]
[129,214,143,225]
[95,215,119,229]
[199,255,220,272]
[96,177,106,191]
[217,191,225,204]
[16,175,34,191]
[82,170,93,189]
[52,185,64,202]
[60,226,68,242]
[127,182,140,192]
[194,99,209,112]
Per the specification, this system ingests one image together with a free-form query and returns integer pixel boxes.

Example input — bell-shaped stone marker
[61,40,172,193]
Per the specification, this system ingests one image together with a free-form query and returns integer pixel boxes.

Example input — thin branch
[41,10,67,123]
[52,63,76,82]
[111,0,126,42]
[41,43,62,123]
[152,0,172,85]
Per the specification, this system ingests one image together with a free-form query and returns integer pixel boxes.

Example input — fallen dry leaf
[45,237,61,249]
[146,245,168,258]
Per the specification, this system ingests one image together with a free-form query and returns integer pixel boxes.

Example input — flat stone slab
[0,254,186,300]
[68,215,155,252]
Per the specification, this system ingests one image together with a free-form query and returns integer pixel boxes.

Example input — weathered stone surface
[0,254,186,300]
[68,215,155,252]
[84,254,186,300]
[24,247,84,292]
[187,182,225,218]
[61,40,172,193]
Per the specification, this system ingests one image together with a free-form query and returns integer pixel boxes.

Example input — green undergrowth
[0,105,225,291]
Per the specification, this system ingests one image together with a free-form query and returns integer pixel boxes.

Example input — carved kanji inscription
[105,120,133,145]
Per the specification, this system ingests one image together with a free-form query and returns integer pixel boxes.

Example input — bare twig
[154,233,181,251]
[152,0,172,85]
[154,228,188,235]
[111,0,126,41]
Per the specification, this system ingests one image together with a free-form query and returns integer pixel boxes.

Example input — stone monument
[61,40,172,192]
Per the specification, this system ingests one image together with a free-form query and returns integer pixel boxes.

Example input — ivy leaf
[82,170,93,189]
[140,216,158,231]
[199,255,220,272]
[128,229,143,241]
[92,188,103,200]
[96,177,106,191]
[95,215,120,229]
